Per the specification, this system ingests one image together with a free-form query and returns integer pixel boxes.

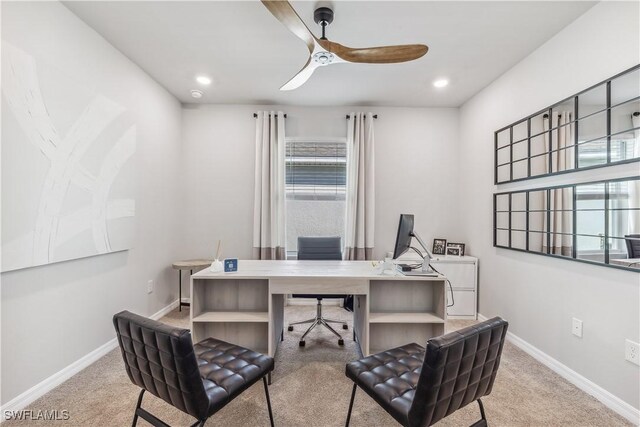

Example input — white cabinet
[430,256,478,319]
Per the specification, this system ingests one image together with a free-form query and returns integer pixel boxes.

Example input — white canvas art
[1,42,136,272]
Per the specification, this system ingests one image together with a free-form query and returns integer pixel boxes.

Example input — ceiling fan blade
[261,0,317,53]
[280,58,319,91]
[319,40,428,64]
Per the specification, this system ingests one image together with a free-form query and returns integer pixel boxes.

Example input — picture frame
[446,242,466,256]
[446,246,461,256]
[432,238,447,255]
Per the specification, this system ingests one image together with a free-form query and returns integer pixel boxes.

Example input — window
[285,138,347,256]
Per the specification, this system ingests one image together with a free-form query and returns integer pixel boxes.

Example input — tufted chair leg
[131,389,145,427]
[263,376,275,427]
[345,384,357,427]
[469,399,488,427]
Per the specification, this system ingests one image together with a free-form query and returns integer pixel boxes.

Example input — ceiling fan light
[433,79,449,88]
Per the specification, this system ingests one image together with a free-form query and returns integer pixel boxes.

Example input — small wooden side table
[172,259,213,311]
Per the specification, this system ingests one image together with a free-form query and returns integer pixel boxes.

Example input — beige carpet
[4,306,631,426]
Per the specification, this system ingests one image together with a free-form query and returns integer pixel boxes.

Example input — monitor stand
[400,231,437,276]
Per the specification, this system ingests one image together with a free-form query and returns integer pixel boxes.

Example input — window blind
[285,141,346,200]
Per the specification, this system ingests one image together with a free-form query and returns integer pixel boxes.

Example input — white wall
[181,104,460,262]
[0,2,182,405]
[459,1,640,411]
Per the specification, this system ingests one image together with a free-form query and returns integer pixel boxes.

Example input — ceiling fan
[261,0,429,91]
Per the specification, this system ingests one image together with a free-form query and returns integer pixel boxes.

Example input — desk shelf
[368,279,446,355]
[191,278,269,350]
[369,312,444,324]
[193,311,269,323]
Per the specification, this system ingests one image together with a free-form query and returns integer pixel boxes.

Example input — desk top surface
[609,258,640,267]
[192,260,444,281]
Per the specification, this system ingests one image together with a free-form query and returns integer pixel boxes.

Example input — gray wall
[1,2,183,404]
[459,1,640,410]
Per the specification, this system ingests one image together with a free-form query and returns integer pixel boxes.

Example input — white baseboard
[478,313,640,425]
[0,299,180,418]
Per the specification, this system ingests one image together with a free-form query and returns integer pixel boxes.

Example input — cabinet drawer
[431,263,475,289]
[447,289,476,317]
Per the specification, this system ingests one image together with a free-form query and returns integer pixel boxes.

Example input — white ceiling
[64,1,596,107]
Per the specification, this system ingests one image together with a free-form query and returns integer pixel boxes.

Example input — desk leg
[178,270,193,312]
[353,294,368,356]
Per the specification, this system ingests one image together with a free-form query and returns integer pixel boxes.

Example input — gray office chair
[288,237,348,346]
[625,234,640,258]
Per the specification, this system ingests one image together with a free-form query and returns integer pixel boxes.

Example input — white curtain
[630,113,640,233]
[252,111,286,260]
[344,112,375,260]
[542,112,574,255]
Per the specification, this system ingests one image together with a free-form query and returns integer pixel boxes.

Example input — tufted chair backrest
[409,317,509,427]
[113,311,210,420]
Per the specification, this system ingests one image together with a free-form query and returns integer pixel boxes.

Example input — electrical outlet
[572,318,583,338]
[626,339,639,366]
[147,280,154,294]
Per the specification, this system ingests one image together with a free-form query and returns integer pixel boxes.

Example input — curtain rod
[346,114,378,119]
[543,111,640,118]
[253,113,287,118]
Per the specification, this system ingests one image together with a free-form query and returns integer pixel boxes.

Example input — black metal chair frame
[131,377,274,427]
[345,386,487,427]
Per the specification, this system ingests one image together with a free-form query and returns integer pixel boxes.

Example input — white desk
[610,258,640,268]
[190,260,447,357]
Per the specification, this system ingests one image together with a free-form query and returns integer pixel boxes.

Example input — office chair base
[288,299,347,345]
[297,317,345,345]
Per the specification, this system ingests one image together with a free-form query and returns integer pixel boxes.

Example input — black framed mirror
[493,176,640,271]
[494,65,640,184]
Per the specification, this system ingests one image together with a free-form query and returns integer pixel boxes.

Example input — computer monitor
[392,214,415,259]
[392,214,435,274]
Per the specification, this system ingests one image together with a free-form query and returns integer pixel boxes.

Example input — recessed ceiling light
[196,75,212,85]
[433,79,449,88]
[190,89,204,99]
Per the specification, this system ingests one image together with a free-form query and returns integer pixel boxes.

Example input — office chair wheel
[342,324,348,330]
[288,326,293,331]
[338,339,344,346]
[299,340,305,347]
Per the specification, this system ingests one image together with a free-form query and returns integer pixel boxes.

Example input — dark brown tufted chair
[113,311,275,427]
[344,317,508,427]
